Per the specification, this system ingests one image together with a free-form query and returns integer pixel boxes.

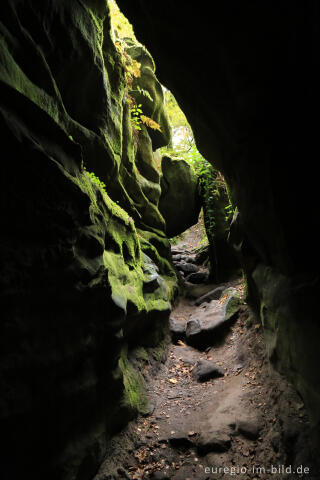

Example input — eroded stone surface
[0,3,177,478]
[159,156,201,238]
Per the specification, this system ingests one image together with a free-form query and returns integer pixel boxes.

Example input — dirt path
[95,245,319,480]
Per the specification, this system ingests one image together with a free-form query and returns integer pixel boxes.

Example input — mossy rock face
[118,346,149,415]
[159,155,202,237]
[113,99,165,234]
[0,2,177,479]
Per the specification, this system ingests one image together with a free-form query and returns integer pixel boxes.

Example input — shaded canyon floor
[94,246,319,480]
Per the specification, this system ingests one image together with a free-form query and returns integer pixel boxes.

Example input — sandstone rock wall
[0,2,177,479]
[159,155,201,238]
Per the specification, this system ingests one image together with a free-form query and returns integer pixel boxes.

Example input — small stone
[192,359,224,382]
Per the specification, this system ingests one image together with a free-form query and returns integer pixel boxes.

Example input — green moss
[134,346,149,362]
[242,271,249,301]
[118,346,148,414]
[103,250,146,313]
[88,8,105,41]
[0,35,65,128]
[223,288,241,321]
[225,296,240,320]
[138,230,176,277]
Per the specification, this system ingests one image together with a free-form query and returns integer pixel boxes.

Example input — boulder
[159,156,201,238]
[186,288,240,348]
[175,262,198,274]
[186,271,208,284]
[194,285,226,305]
[169,317,186,343]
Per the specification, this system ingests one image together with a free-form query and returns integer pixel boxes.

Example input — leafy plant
[115,38,161,135]
[130,103,143,131]
[135,85,153,102]
[224,203,233,222]
[140,115,162,132]
[82,166,107,193]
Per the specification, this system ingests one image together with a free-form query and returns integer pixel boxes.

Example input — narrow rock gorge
[1,1,320,479]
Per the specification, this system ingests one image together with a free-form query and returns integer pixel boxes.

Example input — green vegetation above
[161,91,234,240]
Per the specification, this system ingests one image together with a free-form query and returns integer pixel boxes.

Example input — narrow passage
[95,233,317,480]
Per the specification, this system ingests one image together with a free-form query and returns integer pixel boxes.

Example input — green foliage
[114,38,161,136]
[224,203,233,222]
[119,346,148,414]
[135,85,153,102]
[83,167,107,193]
[160,89,235,241]
[130,103,143,131]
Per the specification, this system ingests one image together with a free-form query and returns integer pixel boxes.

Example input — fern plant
[115,38,161,135]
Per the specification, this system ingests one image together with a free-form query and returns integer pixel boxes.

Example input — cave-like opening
[1,1,320,480]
